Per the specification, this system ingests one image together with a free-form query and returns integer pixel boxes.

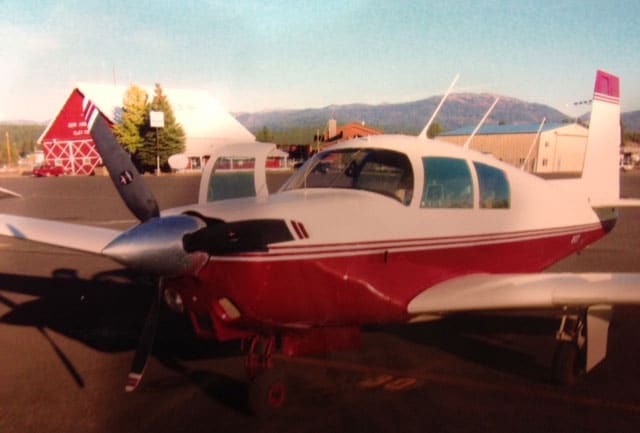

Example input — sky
[1,0,640,122]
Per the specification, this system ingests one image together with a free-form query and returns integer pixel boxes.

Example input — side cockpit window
[421,157,473,208]
[207,157,256,201]
[474,162,510,209]
[282,148,414,205]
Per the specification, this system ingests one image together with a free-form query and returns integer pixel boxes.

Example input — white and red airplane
[1,70,639,416]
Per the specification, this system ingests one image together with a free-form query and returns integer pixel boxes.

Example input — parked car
[32,164,65,177]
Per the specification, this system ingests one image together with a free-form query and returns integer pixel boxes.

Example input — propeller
[84,99,295,391]
[125,283,162,392]
[84,102,165,392]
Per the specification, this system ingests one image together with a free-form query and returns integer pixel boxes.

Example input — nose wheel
[248,368,288,418]
[244,335,289,417]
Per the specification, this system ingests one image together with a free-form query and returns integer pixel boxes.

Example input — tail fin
[581,70,621,206]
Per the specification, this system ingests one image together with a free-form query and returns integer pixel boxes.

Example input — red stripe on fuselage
[212,223,602,260]
[297,222,309,239]
[291,221,304,239]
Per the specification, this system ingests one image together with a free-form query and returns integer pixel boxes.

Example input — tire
[248,369,288,418]
[551,341,583,386]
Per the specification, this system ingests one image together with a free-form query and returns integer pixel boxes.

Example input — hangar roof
[439,122,580,136]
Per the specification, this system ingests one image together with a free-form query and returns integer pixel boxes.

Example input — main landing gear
[244,335,288,418]
[551,310,587,385]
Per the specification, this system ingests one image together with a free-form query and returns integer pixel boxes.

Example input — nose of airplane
[102,214,208,276]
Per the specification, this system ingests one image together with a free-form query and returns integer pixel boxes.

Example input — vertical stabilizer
[581,70,621,206]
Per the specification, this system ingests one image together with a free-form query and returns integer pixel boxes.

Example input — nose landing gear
[244,335,289,418]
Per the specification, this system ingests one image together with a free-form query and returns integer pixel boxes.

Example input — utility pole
[5,131,11,166]
[150,111,165,176]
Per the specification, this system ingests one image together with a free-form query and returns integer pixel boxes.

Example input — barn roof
[439,122,577,137]
[40,83,255,156]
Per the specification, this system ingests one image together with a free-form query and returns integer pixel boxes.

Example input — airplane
[1,70,640,417]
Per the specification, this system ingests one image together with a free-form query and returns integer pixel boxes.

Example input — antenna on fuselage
[462,97,499,150]
[520,117,546,171]
[419,74,459,139]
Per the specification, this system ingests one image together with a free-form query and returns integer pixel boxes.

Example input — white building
[74,83,255,170]
[439,123,588,173]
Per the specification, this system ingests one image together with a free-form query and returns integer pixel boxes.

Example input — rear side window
[474,162,510,209]
[421,157,473,208]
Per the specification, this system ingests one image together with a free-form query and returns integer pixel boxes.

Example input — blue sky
[2,0,639,122]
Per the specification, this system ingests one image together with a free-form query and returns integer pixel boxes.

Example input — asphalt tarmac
[1,172,640,433]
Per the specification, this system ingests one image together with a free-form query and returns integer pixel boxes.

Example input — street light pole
[156,127,160,176]
[5,131,11,166]
[150,110,165,176]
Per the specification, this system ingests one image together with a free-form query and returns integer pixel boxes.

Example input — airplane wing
[0,214,122,254]
[408,273,640,372]
[407,273,640,315]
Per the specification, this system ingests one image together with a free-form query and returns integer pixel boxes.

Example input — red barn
[38,88,106,175]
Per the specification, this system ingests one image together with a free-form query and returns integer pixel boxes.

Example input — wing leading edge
[0,214,122,254]
[408,273,640,314]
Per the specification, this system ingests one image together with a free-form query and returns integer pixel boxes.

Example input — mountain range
[4,93,639,136]
[235,93,640,135]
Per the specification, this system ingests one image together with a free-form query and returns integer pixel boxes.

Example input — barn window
[473,162,510,209]
[189,157,201,170]
[421,157,473,208]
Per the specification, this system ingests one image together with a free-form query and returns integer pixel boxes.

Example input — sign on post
[150,111,165,128]
[150,111,165,175]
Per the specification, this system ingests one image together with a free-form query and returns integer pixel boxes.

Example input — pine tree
[136,84,186,171]
[255,126,273,142]
[113,85,148,154]
[427,122,443,138]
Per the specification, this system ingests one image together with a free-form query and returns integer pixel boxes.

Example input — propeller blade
[126,282,162,392]
[83,98,160,222]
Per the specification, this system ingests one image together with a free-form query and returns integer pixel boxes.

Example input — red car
[32,164,65,177]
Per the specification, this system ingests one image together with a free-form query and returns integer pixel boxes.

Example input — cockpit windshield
[282,148,414,205]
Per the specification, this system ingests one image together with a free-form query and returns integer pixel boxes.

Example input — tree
[113,85,148,154]
[135,84,186,171]
[426,122,442,138]
[255,126,274,142]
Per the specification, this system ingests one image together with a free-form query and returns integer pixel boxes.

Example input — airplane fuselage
[162,136,612,339]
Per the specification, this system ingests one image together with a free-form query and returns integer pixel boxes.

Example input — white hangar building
[439,123,588,174]
[46,83,255,172]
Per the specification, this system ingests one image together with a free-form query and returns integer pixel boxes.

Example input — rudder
[581,70,621,206]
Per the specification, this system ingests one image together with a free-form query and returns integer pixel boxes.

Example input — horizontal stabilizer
[0,214,121,254]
